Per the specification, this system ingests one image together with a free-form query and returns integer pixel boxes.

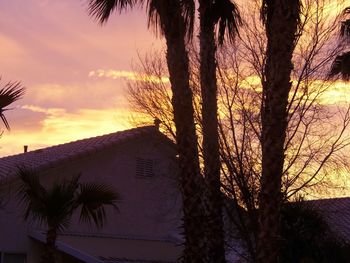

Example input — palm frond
[88,0,136,24]
[0,115,10,131]
[146,0,169,36]
[16,167,48,224]
[77,183,120,228]
[146,0,194,41]
[17,169,119,233]
[17,168,82,230]
[328,52,350,81]
[212,0,241,45]
[181,0,195,41]
[0,81,25,130]
[45,176,80,230]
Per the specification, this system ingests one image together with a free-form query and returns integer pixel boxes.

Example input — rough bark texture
[41,227,57,263]
[199,0,226,262]
[257,1,300,262]
[162,1,207,262]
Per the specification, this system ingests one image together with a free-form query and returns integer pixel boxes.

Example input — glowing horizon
[0,0,163,157]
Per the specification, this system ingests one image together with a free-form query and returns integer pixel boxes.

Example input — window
[136,157,154,178]
[2,253,26,263]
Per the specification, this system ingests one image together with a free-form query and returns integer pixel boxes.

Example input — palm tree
[87,1,207,262]
[197,0,240,261]
[0,81,25,130]
[257,0,301,262]
[16,168,120,263]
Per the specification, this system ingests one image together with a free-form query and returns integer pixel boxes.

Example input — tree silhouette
[87,1,207,261]
[257,1,301,262]
[198,0,240,261]
[16,168,119,263]
[127,1,350,261]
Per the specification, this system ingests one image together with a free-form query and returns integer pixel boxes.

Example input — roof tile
[0,126,160,179]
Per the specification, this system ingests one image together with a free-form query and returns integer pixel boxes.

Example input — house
[0,125,184,263]
[6,124,344,262]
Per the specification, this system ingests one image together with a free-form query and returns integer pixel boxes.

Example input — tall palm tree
[17,168,119,263]
[0,81,25,130]
[257,0,301,262]
[198,0,240,261]
[87,1,206,262]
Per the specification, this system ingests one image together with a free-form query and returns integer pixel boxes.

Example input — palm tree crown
[88,0,195,39]
[17,167,119,263]
[17,167,120,231]
[209,0,241,45]
[0,81,25,130]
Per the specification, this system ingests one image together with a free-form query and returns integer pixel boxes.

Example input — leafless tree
[127,0,350,260]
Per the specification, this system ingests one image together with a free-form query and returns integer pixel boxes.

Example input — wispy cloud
[21,104,66,115]
[89,69,169,84]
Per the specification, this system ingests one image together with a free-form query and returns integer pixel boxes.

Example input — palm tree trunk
[198,0,226,262]
[257,1,300,262]
[161,1,206,262]
[41,227,57,263]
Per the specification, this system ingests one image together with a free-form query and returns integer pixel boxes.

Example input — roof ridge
[0,125,163,179]
[305,196,350,202]
[1,125,155,159]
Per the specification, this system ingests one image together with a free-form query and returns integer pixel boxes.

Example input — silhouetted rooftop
[307,197,350,242]
[0,125,171,180]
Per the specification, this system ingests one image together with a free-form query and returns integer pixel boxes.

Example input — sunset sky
[0,0,349,160]
[0,0,163,156]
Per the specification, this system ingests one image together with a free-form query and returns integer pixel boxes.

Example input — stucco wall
[42,136,182,240]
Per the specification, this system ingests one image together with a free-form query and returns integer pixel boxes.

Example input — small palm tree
[0,81,25,130]
[16,168,120,263]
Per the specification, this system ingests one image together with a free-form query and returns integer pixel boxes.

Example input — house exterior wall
[0,134,182,262]
[44,136,182,240]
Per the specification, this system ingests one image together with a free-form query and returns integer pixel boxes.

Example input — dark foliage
[212,0,241,45]
[280,201,350,263]
[17,167,120,231]
[88,0,136,23]
[328,52,350,80]
[0,81,25,130]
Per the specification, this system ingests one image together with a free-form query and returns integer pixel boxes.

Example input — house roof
[0,125,172,180]
[307,197,350,242]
